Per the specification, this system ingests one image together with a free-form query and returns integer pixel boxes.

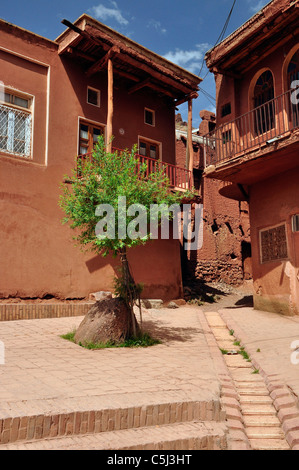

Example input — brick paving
[219,306,299,449]
[219,307,299,403]
[1,301,299,450]
[0,307,225,448]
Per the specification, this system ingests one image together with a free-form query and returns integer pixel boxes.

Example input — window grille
[260,224,288,263]
[0,104,32,157]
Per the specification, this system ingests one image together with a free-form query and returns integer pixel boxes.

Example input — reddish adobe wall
[249,166,299,315]
[0,22,183,301]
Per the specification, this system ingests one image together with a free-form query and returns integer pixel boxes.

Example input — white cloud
[248,0,270,13]
[163,43,211,75]
[147,19,167,35]
[89,1,128,25]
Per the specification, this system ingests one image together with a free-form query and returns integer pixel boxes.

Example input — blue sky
[1,0,270,128]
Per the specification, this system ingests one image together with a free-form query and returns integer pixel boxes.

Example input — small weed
[229,329,234,336]
[187,293,220,306]
[233,340,240,346]
[256,348,261,352]
[220,348,229,355]
[252,368,259,374]
[187,298,204,306]
[239,347,251,361]
[60,330,76,342]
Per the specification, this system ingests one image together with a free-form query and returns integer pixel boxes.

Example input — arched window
[288,50,299,88]
[253,70,275,135]
[287,50,299,127]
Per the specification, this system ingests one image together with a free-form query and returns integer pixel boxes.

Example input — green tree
[59,136,192,339]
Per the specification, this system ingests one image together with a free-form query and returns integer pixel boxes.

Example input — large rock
[74,298,138,345]
[141,299,163,309]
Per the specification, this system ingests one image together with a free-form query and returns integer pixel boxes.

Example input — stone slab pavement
[218,307,299,404]
[0,307,221,421]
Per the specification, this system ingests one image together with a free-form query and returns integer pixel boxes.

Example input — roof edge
[56,13,202,86]
[205,0,294,68]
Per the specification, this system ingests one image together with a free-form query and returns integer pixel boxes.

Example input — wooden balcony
[77,147,193,191]
[203,87,299,169]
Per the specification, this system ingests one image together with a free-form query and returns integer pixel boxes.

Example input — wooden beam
[128,77,151,94]
[187,99,194,180]
[174,91,199,107]
[86,46,120,77]
[66,47,96,62]
[147,82,177,98]
[107,58,113,153]
[113,68,140,83]
[61,19,104,48]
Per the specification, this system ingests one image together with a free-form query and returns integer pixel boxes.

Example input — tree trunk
[119,247,141,338]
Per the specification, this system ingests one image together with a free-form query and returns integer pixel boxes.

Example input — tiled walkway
[1,303,299,449]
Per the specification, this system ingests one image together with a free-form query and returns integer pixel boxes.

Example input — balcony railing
[203,87,299,168]
[77,147,193,191]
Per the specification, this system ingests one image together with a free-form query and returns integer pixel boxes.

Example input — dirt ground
[185,280,254,313]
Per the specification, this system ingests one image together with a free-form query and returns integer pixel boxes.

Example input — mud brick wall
[176,111,251,286]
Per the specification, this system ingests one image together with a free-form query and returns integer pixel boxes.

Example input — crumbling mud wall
[176,111,252,286]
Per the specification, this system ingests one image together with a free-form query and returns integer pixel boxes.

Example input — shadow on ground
[232,295,253,308]
[141,320,200,344]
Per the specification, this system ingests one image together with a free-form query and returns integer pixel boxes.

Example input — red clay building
[203,0,299,315]
[0,15,200,302]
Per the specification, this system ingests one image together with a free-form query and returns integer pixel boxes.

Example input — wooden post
[107,58,113,153]
[187,98,194,186]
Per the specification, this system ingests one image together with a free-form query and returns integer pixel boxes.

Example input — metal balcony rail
[203,87,299,168]
[76,147,193,191]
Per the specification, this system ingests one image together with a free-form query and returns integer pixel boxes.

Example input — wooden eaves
[56,14,201,104]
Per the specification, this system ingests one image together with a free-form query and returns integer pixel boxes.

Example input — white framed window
[78,119,105,155]
[0,89,33,158]
[144,108,155,127]
[87,87,101,107]
[138,136,161,160]
[292,215,299,233]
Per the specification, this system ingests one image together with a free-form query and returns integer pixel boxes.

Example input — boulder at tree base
[74,298,139,345]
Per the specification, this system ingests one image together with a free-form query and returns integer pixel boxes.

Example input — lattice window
[260,224,288,263]
[0,104,32,157]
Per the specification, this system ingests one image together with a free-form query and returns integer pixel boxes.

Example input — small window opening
[221,103,231,117]
[145,108,155,126]
[292,214,299,232]
[87,87,100,107]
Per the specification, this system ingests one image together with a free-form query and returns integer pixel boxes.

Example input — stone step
[224,356,252,368]
[0,397,224,446]
[250,438,290,451]
[239,395,273,405]
[230,372,264,382]
[242,404,277,415]
[238,389,269,396]
[237,381,268,389]
[0,421,229,451]
[243,414,282,427]
[246,426,284,439]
